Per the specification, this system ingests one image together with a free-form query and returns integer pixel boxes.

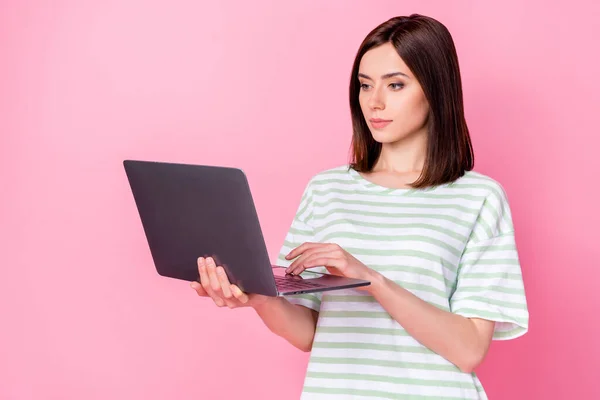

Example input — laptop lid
[123,159,279,296]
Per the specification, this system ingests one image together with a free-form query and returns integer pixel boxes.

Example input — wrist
[251,295,279,312]
[364,269,387,294]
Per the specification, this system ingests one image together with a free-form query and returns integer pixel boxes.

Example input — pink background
[2,1,599,399]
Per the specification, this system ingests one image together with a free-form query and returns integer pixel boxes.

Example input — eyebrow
[358,72,410,80]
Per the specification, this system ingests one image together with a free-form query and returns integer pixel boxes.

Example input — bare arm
[191,257,318,352]
[286,243,496,373]
[369,272,495,373]
[253,298,318,352]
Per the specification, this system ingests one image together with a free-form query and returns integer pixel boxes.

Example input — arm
[285,243,496,373]
[253,298,318,352]
[192,257,318,352]
[283,186,528,371]
[368,271,495,373]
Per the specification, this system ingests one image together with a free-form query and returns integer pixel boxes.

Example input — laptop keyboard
[274,275,323,291]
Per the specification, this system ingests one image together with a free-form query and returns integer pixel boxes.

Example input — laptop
[123,159,370,296]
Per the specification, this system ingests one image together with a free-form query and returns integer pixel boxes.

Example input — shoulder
[293,165,351,205]
[304,164,353,187]
[449,170,510,204]
[452,171,517,236]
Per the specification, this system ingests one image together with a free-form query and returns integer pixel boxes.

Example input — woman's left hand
[285,242,379,291]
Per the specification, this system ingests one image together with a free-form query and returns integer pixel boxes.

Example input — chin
[370,130,405,144]
[370,126,425,145]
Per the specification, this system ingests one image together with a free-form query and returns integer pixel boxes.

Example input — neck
[373,130,427,173]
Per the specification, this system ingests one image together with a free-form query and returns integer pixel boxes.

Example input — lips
[369,118,392,129]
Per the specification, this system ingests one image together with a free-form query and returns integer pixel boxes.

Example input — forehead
[358,43,411,78]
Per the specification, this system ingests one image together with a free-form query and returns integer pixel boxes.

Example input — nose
[367,86,385,111]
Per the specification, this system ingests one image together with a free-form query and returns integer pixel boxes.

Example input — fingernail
[191,282,198,289]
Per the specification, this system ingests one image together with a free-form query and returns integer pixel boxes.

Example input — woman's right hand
[190,256,271,309]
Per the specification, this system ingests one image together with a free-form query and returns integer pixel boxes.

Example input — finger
[285,242,323,260]
[304,257,344,271]
[197,256,205,280]
[199,258,224,306]
[286,253,308,274]
[290,255,346,276]
[231,285,249,304]
[190,280,209,297]
[286,246,326,273]
[286,243,340,272]
[293,246,345,275]
[290,260,339,277]
[206,259,228,307]
[198,258,211,290]
[302,249,345,269]
[206,257,222,293]
[288,250,336,275]
[216,266,233,299]
[221,295,237,309]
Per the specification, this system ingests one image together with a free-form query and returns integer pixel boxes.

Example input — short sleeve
[450,184,529,340]
[275,179,322,312]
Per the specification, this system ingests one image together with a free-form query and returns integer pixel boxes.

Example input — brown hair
[349,14,474,188]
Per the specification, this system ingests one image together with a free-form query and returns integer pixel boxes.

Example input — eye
[390,83,405,90]
[359,83,371,90]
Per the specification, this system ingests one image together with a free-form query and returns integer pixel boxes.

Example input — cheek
[393,93,428,121]
[358,94,368,113]
[413,90,429,115]
[416,95,429,118]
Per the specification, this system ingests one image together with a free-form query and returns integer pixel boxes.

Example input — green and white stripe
[277,165,529,400]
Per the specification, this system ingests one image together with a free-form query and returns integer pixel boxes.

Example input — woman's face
[358,43,430,145]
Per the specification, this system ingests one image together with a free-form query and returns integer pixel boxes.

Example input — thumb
[191,281,209,296]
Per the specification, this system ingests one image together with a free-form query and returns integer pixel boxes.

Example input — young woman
[190,14,529,399]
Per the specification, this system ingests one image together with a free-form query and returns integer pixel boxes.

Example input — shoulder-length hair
[349,14,474,188]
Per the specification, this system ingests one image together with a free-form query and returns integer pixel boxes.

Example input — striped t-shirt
[276,165,529,400]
